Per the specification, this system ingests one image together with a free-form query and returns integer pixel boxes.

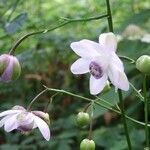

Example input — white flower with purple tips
[70,32,129,95]
[0,105,50,141]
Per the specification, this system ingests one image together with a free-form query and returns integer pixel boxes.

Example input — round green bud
[76,112,90,127]
[80,139,95,150]
[136,55,150,74]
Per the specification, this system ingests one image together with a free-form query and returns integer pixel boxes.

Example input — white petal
[111,52,124,71]
[71,58,90,74]
[108,65,129,91]
[99,32,117,52]
[33,115,50,141]
[0,115,13,127]
[4,114,18,132]
[90,74,108,95]
[70,40,101,58]
[0,110,22,118]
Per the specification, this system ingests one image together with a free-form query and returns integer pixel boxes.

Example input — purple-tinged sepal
[0,54,21,83]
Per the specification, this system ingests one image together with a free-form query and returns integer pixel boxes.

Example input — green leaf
[5,12,27,34]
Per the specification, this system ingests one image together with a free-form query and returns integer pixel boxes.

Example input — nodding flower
[0,54,21,83]
[0,105,50,141]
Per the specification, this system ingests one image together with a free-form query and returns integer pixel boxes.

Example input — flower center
[89,61,103,79]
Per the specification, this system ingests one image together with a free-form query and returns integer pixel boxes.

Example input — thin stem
[44,92,59,113]
[106,0,132,149]
[119,55,135,64]
[106,0,113,32]
[27,89,48,111]
[9,14,108,55]
[45,86,150,127]
[130,82,144,102]
[88,102,94,140]
[143,74,149,148]
[118,89,132,150]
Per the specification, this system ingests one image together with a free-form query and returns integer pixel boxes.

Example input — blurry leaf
[5,12,27,34]
[120,9,150,31]
[57,140,71,150]
[0,144,20,150]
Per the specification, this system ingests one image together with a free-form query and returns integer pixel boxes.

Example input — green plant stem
[106,0,113,32]
[106,0,132,149]
[118,89,132,150]
[45,86,150,128]
[119,55,135,64]
[27,88,48,111]
[9,14,108,55]
[143,74,149,148]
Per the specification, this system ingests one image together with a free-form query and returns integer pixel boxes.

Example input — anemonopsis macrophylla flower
[70,32,129,95]
[0,54,21,83]
[0,105,50,141]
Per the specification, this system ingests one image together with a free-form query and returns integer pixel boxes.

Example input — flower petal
[108,65,129,91]
[0,110,22,118]
[90,74,108,95]
[0,115,13,127]
[71,58,90,74]
[33,115,50,141]
[99,32,117,52]
[4,114,18,132]
[70,40,101,58]
[111,52,124,71]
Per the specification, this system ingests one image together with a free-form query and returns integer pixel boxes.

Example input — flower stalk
[9,14,108,55]
[143,74,149,148]
[27,89,48,111]
[45,86,150,128]
[118,89,132,150]
[106,0,132,149]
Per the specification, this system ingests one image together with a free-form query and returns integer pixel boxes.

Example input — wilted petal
[70,40,101,58]
[71,58,90,74]
[108,65,129,91]
[99,32,117,52]
[0,110,22,118]
[33,115,50,141]
[4,114,18,132]
[90,74,108,95]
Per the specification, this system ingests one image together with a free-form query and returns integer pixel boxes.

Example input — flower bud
[136,55,150,74]
[76,112,90,127]
[80,139,95,150]
[0,54,21,82]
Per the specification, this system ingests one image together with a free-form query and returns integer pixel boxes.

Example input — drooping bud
[0,54,21,82]
[80,139,95,150]
[32,111,50,125]
[76,112,90,127]
[136,55,150,74]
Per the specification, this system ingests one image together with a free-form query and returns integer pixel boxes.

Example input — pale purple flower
[0,105,50,141]
[0,54,21,83]
[70,32,129,95]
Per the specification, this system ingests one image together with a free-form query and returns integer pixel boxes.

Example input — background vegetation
[0,0,149,149]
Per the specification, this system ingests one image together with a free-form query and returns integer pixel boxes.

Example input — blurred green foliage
[0,0,149,149]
